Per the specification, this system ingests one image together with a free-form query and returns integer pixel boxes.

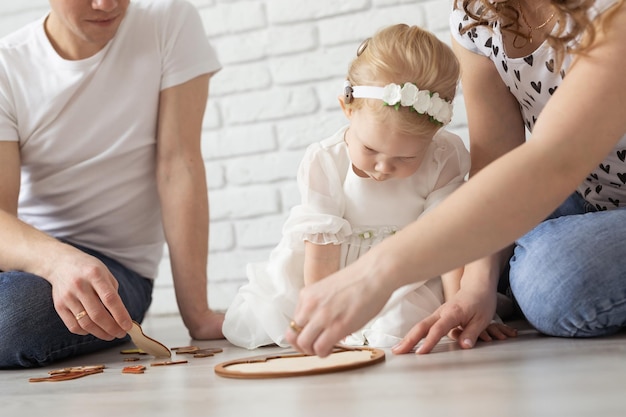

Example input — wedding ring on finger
[289,320,303,334]
[75,310,88,321]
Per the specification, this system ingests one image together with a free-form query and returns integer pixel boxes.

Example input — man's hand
[47,245,132,340]
[185,309,225,340]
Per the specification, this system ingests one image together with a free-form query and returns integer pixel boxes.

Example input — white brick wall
[0,0,468,316]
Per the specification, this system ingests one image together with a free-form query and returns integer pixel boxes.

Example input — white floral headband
[343,80,454,126]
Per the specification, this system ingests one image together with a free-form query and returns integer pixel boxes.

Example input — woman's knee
[510,222,626,337]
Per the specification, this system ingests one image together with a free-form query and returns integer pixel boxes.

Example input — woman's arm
[439,43,522,304]
[451,33,527,323]
[430,36,525,347]
[286,4,626,357]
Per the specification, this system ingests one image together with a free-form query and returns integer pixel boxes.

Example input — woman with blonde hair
[286,0,626,357]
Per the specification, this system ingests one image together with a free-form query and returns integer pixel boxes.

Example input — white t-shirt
[450,0,626,210]
[0,0,221,278]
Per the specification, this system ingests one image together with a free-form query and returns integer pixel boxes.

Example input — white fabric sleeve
[158,0,221,90]
[282,143,352,246]
[0,64,17,142]
[423,130,471,213]
[0,92,19,142]
[449,7,486,56]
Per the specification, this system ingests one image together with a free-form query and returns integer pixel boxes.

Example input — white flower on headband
[426,93,454,125]
[383,83,452,125]
[347,81,454,125]
[427,93,444,118]
[413,90,431,114]
[382,84,402,107]
[400,83,418,107]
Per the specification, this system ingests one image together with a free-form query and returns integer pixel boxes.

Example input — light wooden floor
[2,314,625,417]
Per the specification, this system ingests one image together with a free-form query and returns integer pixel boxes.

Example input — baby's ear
[338,95,353,119]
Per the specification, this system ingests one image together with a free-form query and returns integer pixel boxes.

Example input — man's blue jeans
[509,192,626,337]
[0,243,153,368]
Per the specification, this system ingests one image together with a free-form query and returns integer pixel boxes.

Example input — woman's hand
[285,257,395,357]
[392,284,498,354]
[472,321,518,343]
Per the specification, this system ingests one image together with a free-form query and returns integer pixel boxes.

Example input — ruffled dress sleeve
[282,134,353,247]
[423,129,471,213]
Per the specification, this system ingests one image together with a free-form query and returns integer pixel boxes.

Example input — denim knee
[510,213,626,338]
[0,271,127,368]
[0,246,154,368]
[0,273,63,368]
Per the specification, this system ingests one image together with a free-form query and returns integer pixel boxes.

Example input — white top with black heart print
[450,0,626,211]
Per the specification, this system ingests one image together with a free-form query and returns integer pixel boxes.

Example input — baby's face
[344,108,431,181]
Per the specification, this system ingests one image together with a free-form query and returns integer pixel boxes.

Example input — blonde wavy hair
[456,0,624,70]
[345,24,460,137]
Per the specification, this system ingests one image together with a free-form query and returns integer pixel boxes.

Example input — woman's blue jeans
[509,192,626,337]
[0,243,153,368]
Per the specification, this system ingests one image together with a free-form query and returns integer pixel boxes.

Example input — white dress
[223,126,470,349]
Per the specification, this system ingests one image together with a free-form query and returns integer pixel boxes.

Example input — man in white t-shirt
[0,0,224,368]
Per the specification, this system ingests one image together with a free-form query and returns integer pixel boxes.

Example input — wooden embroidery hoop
[214,346,385,379]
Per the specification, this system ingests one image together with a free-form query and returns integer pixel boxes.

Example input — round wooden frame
[214,346,385,379]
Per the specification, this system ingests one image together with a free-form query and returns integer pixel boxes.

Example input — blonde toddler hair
[345,24,460,137]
